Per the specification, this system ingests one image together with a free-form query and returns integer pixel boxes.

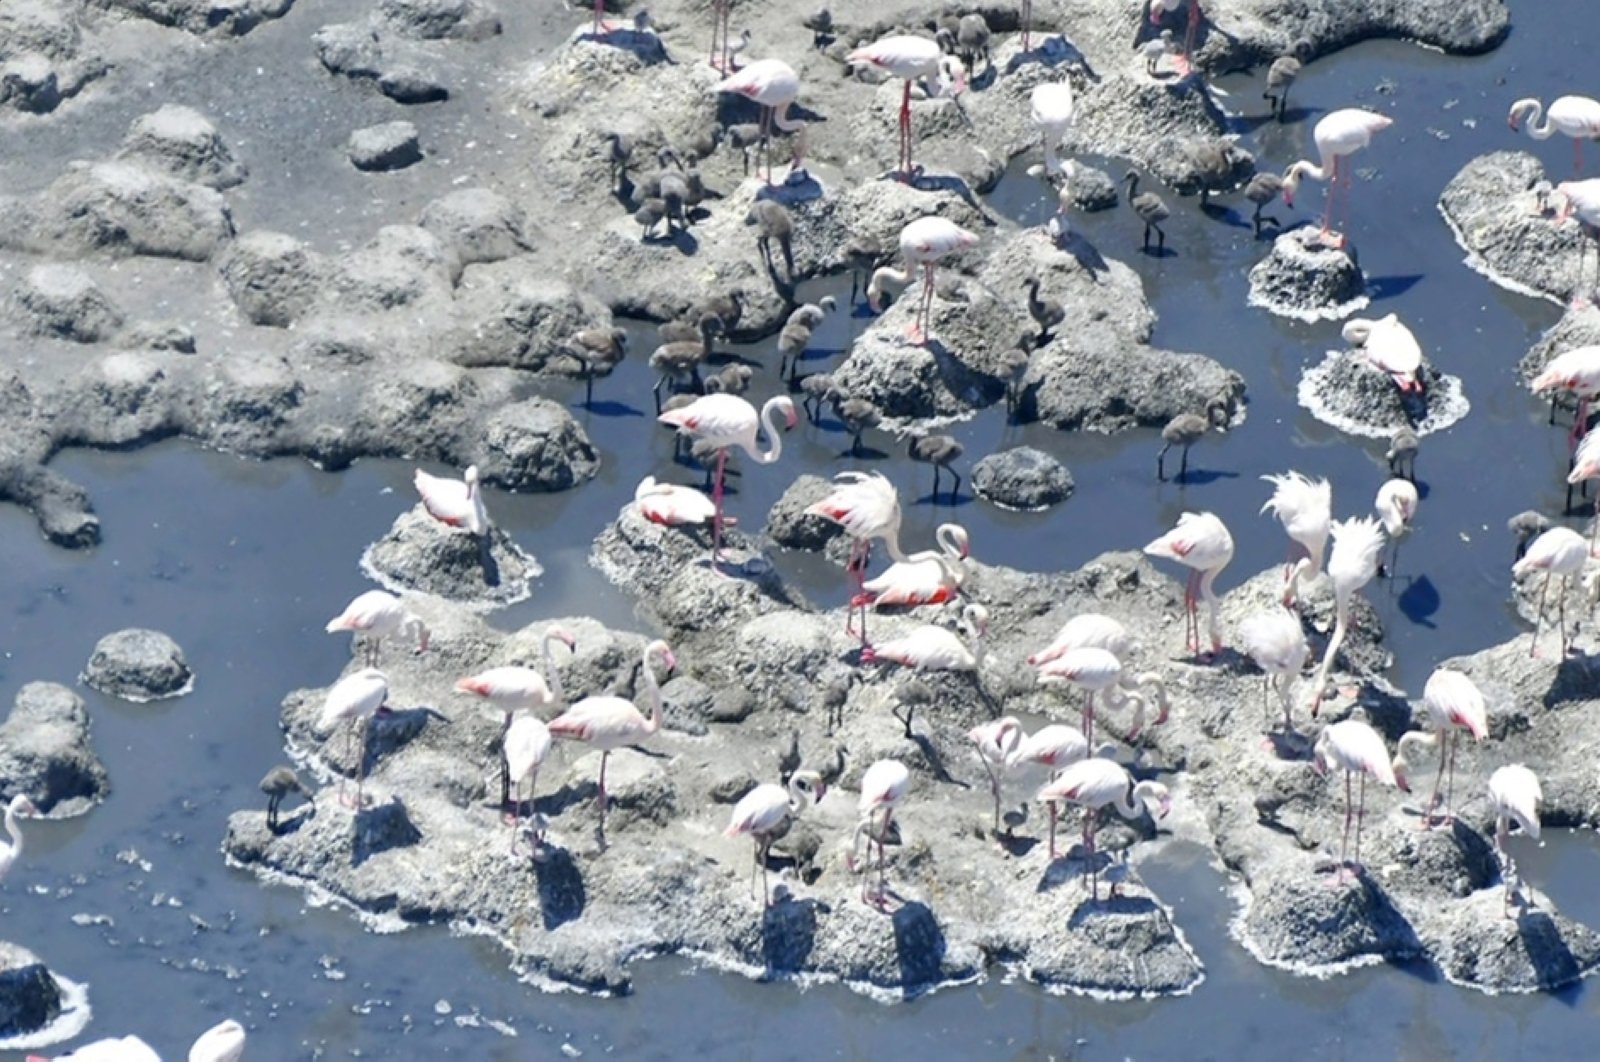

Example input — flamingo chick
[866,216,981,344]
[1036,757,1170,900]
[725,770,827,904]
[1143,511,1234,657]
[414,465,489,535]
[325,589,429,666]
[1312,719,1407,881]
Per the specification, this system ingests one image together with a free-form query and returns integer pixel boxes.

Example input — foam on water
[0,972,91,1053]
[1437,200,1566,307]
[1297,351,1472,440]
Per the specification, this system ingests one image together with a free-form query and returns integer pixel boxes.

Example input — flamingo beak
[1158,798,1171,820]
[815,782,828,802]
[418,629,431,654]
[1395,773,1411,794]
[1283,190,1295,208]
[663,650,678,674]
[559,630,578,649]
[785,409,799,429]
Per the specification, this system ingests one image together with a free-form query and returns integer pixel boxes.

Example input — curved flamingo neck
[935,524,965,561]
[1288,158,1331,184]
[770,100,803,133]
[867,264,912,303]
[1515,101,1553,139]
[753,398,789,464]
[1198,567,1224,646]
[4,803,23,857]
[542,631,567,702]
[1312,597,1351,703]
[640,646,667,735]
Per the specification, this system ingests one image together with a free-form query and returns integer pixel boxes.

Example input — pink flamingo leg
[721,4,732,71]
[710,448,728,570]
[1021,0,1031,51]
[1046,800,1058,858]
[597,750,610,816]
[707,1,723,68]
[1183,1,1201,68]
[592,0,605,36]
[898,81,913,179]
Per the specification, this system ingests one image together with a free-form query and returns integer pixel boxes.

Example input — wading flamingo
[1508,95,1600,174]
[415,465,489,535]
[0,793,38,883]
[806,471,908,645]
[1308,516,1386,716]
[967,716,1022,833]
[1260,471,1332,607]
[1031,81,1075,177]
[456,626,577,813]
[1148,0,1203,75]
[317,667,390,808]
[1312,718,1407,881]
[1512,525,1596,657]
[1282,108,1394,247]
[1238,608,1311,736]
[856,523,970,613]
[1487,764,1542,916]
[325,589,429,666]
[715,60,805,184]
[848,35,966,180]
[1394,668,1487,828]
[725,769,827,903]
[547,639,675,834]
[851,759,910,906]
[659,394,797,571]
[867,216,981,344]
[1342,314,1424,393]
[1036,757,1169,899]
[1143,511,1234,658]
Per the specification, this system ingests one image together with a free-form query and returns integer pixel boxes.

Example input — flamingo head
[9,795,38,817]
[648,640,677,674]
[1280,165,1301,207]
[962,603,990,638]
[549,625,578,650]
[464,464,481,495]
[952,526,971,559]
[791,769,827,805]
[775,395,799,430]
[1392,762,1412,794]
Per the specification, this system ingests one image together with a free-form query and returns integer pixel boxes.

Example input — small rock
[81,628,194,702]
[349,121,424,172]
[1066,164,1119,212]
[219,231,330,327]
[971,447,1074,511]
[0,53,61,114]
[380,67,449,104]
[0,941,64,1038]
[1247,228,1369,322]
[765,474,844,551]
[378,0,503,40]
[419,188,532,269]
[362,505,541,611]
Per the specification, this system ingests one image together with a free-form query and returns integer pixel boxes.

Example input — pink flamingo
[1148,0,1203,75]
[632,475,718,528]
[715,59,805,184]
[547,639,675,833]
[1027,612,1136,667]
[1036,757,1169,899]
[1569,428,1600,520]
[1238,608,1311,735]
[325,589,429,666]
[1282,108,1394,248]
[1009,723,1100,857]
[1143,511,1234,658]
[1343,314,1424,393]
[847,35,966,180]
[806,471,908,644]
[658,394,797,571]
[0,793,38,883]
[856,522,970,612]
[1509,96,1600,174]
[414,465,488,535]
[1512,526,1595,657]
[1530,344,1600,448]
[867,216,981,343]
[850,758,910,906]
[967,716,1022,832]
[1312,719,1407,881]
[1394,667,1487,828]
[1308,516,1386,716]
[317,667,390,808]
[1035,645,1140,747]
[1260,472,1332,607]
[456,626,577,814]
[724,769,826,903]
[1556,180,1600,305]
[1487,764,1542,916]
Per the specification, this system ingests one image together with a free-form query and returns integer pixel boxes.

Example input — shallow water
[5,0,1600,1057]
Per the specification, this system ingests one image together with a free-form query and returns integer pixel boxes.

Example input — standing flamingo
[806,471,908,644]
[967,716,1022,833]
[1395,668,1488,828]
[850,758,910,905]
[455,626,577,813]
[1512,526,1595,657]
[547,639,675,834]
[1035,646,1137,746]
[847,36,966,181]
[1530,344,1600,448]
[501,711,552,852]
[866,216,981,344]
[325,589,429,666]
[1374,477,1418,579]
[863,605,989,736]
[1312,718,1407,881]
[1487,764,1542,916]
[1308,516,1386,715]
[1238,608,1311,736]
[715,59,805,184]
[1508,96,1600,174]
[1147,0,1203,75]
[1260,471,1332,607]
[724,769,827,903]
[0,793,38,883]
[658,394,797,570]
[1342,314,1424,393]
[414,465,489,535]
[856,523,970,613]
[1556,180,1600,304]
[1568,429,1600,519]
[317,667,390,808]
[1030,81,1076,178]
[1009,724,1101,857]
[1035,757,1169,899]
[1143,511,1234,658]
[188,1019,247,1062]
[1282,108,1394,248]
[632,475,718,528]
[1027,612,1137,667]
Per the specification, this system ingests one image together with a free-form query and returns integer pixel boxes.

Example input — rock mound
[81,628,194,702]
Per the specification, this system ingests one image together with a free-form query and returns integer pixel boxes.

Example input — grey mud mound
[100,0,296,36]
[1297,350,1471,440]
[2,161,235,262]
[1198,0,1507,70]
[1247,228,1369,322]
[0,682,109,817]
[116,105,247,190]
[5,265,123,343]
[764,475,846,552]
[972,447,1074,511]
[1238,868,1421,972]
[349,121,424,172]
[470,398,601,492]
[361,505,541,611]
[0,942,62,1039]
[80,628,194,702]
[0,1,109,115]
[1438,151,1581,305]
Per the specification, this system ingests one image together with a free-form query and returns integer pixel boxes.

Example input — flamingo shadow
[1367,274,1425,301]
[1396,574,1440,628]
[1139,243,1179,259]
[579,398,647,418]
[351,796,422,868]
[761,895,822,974]
[534,843,587,929]
[1171,467,1239,487]
[891,901,949,992]
[1068,892,1159,924]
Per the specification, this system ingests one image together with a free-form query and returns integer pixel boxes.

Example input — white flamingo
[1312,718,1407,881]
[1036,757,1170,899]
[867,216,981,344]
[1508,95,1600,173]
[658,394,797,570]
[1035,645,1133,747]
[847,35,966,179]
[1394,667,1487,828]
[188,1019,247,1062]
[1512,525,1595,657]
[864,605,989,738]
[0,793,39,884]
[1009,723,1103,857]
[547,639,675,832]
[1282,108,1394,246]
[1308,516,1386,716]
[1557,179,1600,304]
[1030,81,1075,177]
[456,626,577,813]
[857,523,969,612]
[850,759,910,905]
[1487,764,1542,916]
[414,465,488,535]
[1143,511,1234,658]
[325,589,429,666]
[1342,314,1424,393]
[1531,344,1600,447]
[806,471,908,644]
[967,716,1022,832]
[632,475,718,527]
[724,770,827,903]
[317,667,390,808]
[1027,612,1137,667]
[715,60,805,184]
[38,1037,162,1062]
[1260,471,1332,607]
[1238,608,1310,735]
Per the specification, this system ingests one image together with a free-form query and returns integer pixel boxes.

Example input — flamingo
[1556,179,1600,305]
[1512,526,1596,656]
[1342,314,1424,393]
[632,475,719,527]
[1568,428,1600,519]
[1375,478,1418,582]
[1238,608,1311,736]
[850,759,910,905]
[325,589,429,666]
[1395,668,1488,828]
[1308,516,1386,716]
[1027,612,1137,667]
[658,394,797,570]
[855,522,970,613]
[414,465,488,535]
[1487,764,1542,916]
[1143,511,1234,658]
[0,793,38,883]
[848,36,965,181]
[1282,108,1394,247]
[725,770,827,903]
[1008,723,1102,857]
[317,667,390,808]
[715,60,805,184]
[1508,95,1600,174]
[1030,81,1075,178]
[30,1038,162,1062]
[1147,0,1203,75]
[1035,646,1136,746]
[967,716,1022,833]
[863,606,989,734]
[1530,344,1600,448]
[188,1019,247,1062]
[866,216,981,344]
[1260,471,1332,607]
[1035,757,1170,899]
[1312,719,1407,881]
[456,626,577,814]
[501,712,552,851]
[806,470,908,644]
[547,639,675,832]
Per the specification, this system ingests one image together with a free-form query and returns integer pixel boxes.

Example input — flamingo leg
[355,715,371,809]
[1444,730,1458,821]
[1576,137,1584,177]
[597,749,610,819]
[1560,574,1571,655]
[1183,1,1200,69]
[1082,691,1095,747]
[721,2,732,73]
[591,0,603,36]
[1530,571,1551,657]
[899,80,913,179]
[707,0,722,67]
[1084,814,1098,901]
[710,448,729,571]
[1354,772,1367,870]
[1020,0,1031,51]
[1046,800,1058,859]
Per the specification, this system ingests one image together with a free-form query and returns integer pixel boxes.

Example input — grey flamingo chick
[832,393,882,456]
[260,765,312,831]
[908,433,965,501]
[726,123,764,175]
[799,372,836,423]
[745,199,795,279]
[697,290,744,337]
[706,362,754,396]
[955,14,991,76]
[1244,171,1286,235]
[1157,400,1227,481]
[1000,332,1033,418]
[650,312,720,412]
[802,7,833,49]
[1264,41,1311,121]
[1024,277,1066,343]
[563,327,629,406]
[634,198,668,240]
[1386,426,1418,481]
[1509,510,1551,561]
[602,131,633,190]
[1123,171,1170,251]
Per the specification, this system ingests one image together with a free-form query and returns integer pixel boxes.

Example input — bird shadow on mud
[476,536,502,588]
[534,843,587,930]
[1263,728,1315,761]
[760,895,822,975]
[910,491,973,508]
[1515,911,1587,997]
[582,28,670,64]
[1034,847,1104,892]
[1004,35,1095,79]
[1138,242,1179,260]
[1057,232,1110,278]
[1068,892,1159,925]
[1367,274,1426,302]
[891,901,948,988]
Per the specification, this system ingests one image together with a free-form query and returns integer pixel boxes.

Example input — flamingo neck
[935,524,965,561]
[1311,597,1351,702]
[1111,782,1142,820]
[1043,135,1063,174]
[3,804,22,857]
[640,647,666,735]
[1287,158,1331,185]
[752,398,789,464]
[1198,567,1224,647]
[867,264,912,304]
[1516,101,1553,139]
[770,100,803,133]
[542,631,567,702]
